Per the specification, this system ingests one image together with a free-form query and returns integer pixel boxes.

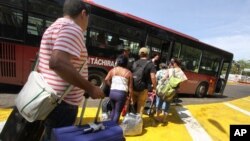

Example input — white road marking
[0,121,6,134]
[224,102,250,116]
[175,107,212,141]
[242,98,250,102]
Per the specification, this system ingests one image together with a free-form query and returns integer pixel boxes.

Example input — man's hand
[152,89,156,94]
[88,86,105,99]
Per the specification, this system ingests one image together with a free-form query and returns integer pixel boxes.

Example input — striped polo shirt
[38,18,88,106]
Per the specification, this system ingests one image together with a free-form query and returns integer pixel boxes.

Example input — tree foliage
[231,59,250,74]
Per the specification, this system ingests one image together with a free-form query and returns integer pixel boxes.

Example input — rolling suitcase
[51,96,125,141]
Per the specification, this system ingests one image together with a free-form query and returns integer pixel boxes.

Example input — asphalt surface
[0,83,249,141]
[1,82,249,108]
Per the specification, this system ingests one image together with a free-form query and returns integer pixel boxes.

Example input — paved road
[0,83,249,141]
[178,83,250,105]
[0,83,250,108]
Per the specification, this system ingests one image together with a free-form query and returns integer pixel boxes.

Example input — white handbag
[15,59,86,122]
[15,71,58,122]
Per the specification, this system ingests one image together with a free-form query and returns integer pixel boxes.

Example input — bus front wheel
[88,70,106,87]
[195,82,208,98]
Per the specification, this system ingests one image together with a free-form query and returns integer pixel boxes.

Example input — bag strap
[33,53,39,71]
[58,59,87,103]
[133,60,151,79]
[172,68,175,77]
[34,53,88,103]
[141,60,151,71]
[33,50,87,105]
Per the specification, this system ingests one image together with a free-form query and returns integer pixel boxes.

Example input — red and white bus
[0,0,233,97]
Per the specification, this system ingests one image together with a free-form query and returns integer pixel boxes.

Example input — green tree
[231,59,250,74]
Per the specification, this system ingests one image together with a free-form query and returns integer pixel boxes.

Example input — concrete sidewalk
[0,94,17,108]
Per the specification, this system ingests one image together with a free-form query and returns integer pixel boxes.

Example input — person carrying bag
[155,58,187,123]
[15,59,87,122]
[157,58,187,101]
[156,69,183,101]
[14,1,105,141]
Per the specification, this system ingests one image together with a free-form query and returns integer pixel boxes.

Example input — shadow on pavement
[208,119,227,134]
[0,84,22,93]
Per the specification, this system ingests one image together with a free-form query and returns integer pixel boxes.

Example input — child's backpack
[132,60,151,91]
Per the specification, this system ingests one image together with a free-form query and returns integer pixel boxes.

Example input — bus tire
[88,70,107,87]
[215,79,225,93]
[195,82,208,98]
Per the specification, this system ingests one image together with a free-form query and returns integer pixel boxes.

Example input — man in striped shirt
[38,0,105,140]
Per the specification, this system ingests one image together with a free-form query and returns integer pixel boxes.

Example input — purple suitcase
[51,97,125,141]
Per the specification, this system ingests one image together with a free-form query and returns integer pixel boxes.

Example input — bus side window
[109,36,120,46]
[0,6,23,40]
[180,44,201,73]
[96,32,107,48]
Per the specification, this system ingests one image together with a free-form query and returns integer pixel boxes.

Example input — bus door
[146,35,171,67]
[160,40,171,64]
[215,60,231,93]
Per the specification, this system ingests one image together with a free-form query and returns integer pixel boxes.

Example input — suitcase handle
[94,98,103,123]
[78,93,89,125]
[78,83,107,125]
[83,123,105,134]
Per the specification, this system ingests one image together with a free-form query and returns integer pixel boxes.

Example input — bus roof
[84,0,233,57]
[84,1,199,41]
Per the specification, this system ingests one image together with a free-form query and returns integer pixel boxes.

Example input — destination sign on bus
[88,56,115,67]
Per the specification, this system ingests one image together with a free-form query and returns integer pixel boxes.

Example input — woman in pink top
[105,55,133,123]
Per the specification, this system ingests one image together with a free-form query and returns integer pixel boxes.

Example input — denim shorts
[156,96,170,113]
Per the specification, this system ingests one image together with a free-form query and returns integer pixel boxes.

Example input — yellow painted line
[125,107,192,141]
[186,102,250,141]
[226,98,250,113]
[0,108,12,122]
[224,103,250,116]
[77,107,192,141]
[2,97,249,141]
[0,108,12,133]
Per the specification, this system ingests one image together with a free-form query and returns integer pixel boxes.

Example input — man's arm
[104,69,112,86]
[49,49,104,99]
[150,72,157,91]
[149,62,157,93]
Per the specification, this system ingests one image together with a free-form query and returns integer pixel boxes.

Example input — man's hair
[63,0,90,18]
[116,55,128,68]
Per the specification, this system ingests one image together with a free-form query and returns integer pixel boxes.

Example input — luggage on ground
[120,105,143,136]
[51,95,125,141]
[0,107,44,141]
